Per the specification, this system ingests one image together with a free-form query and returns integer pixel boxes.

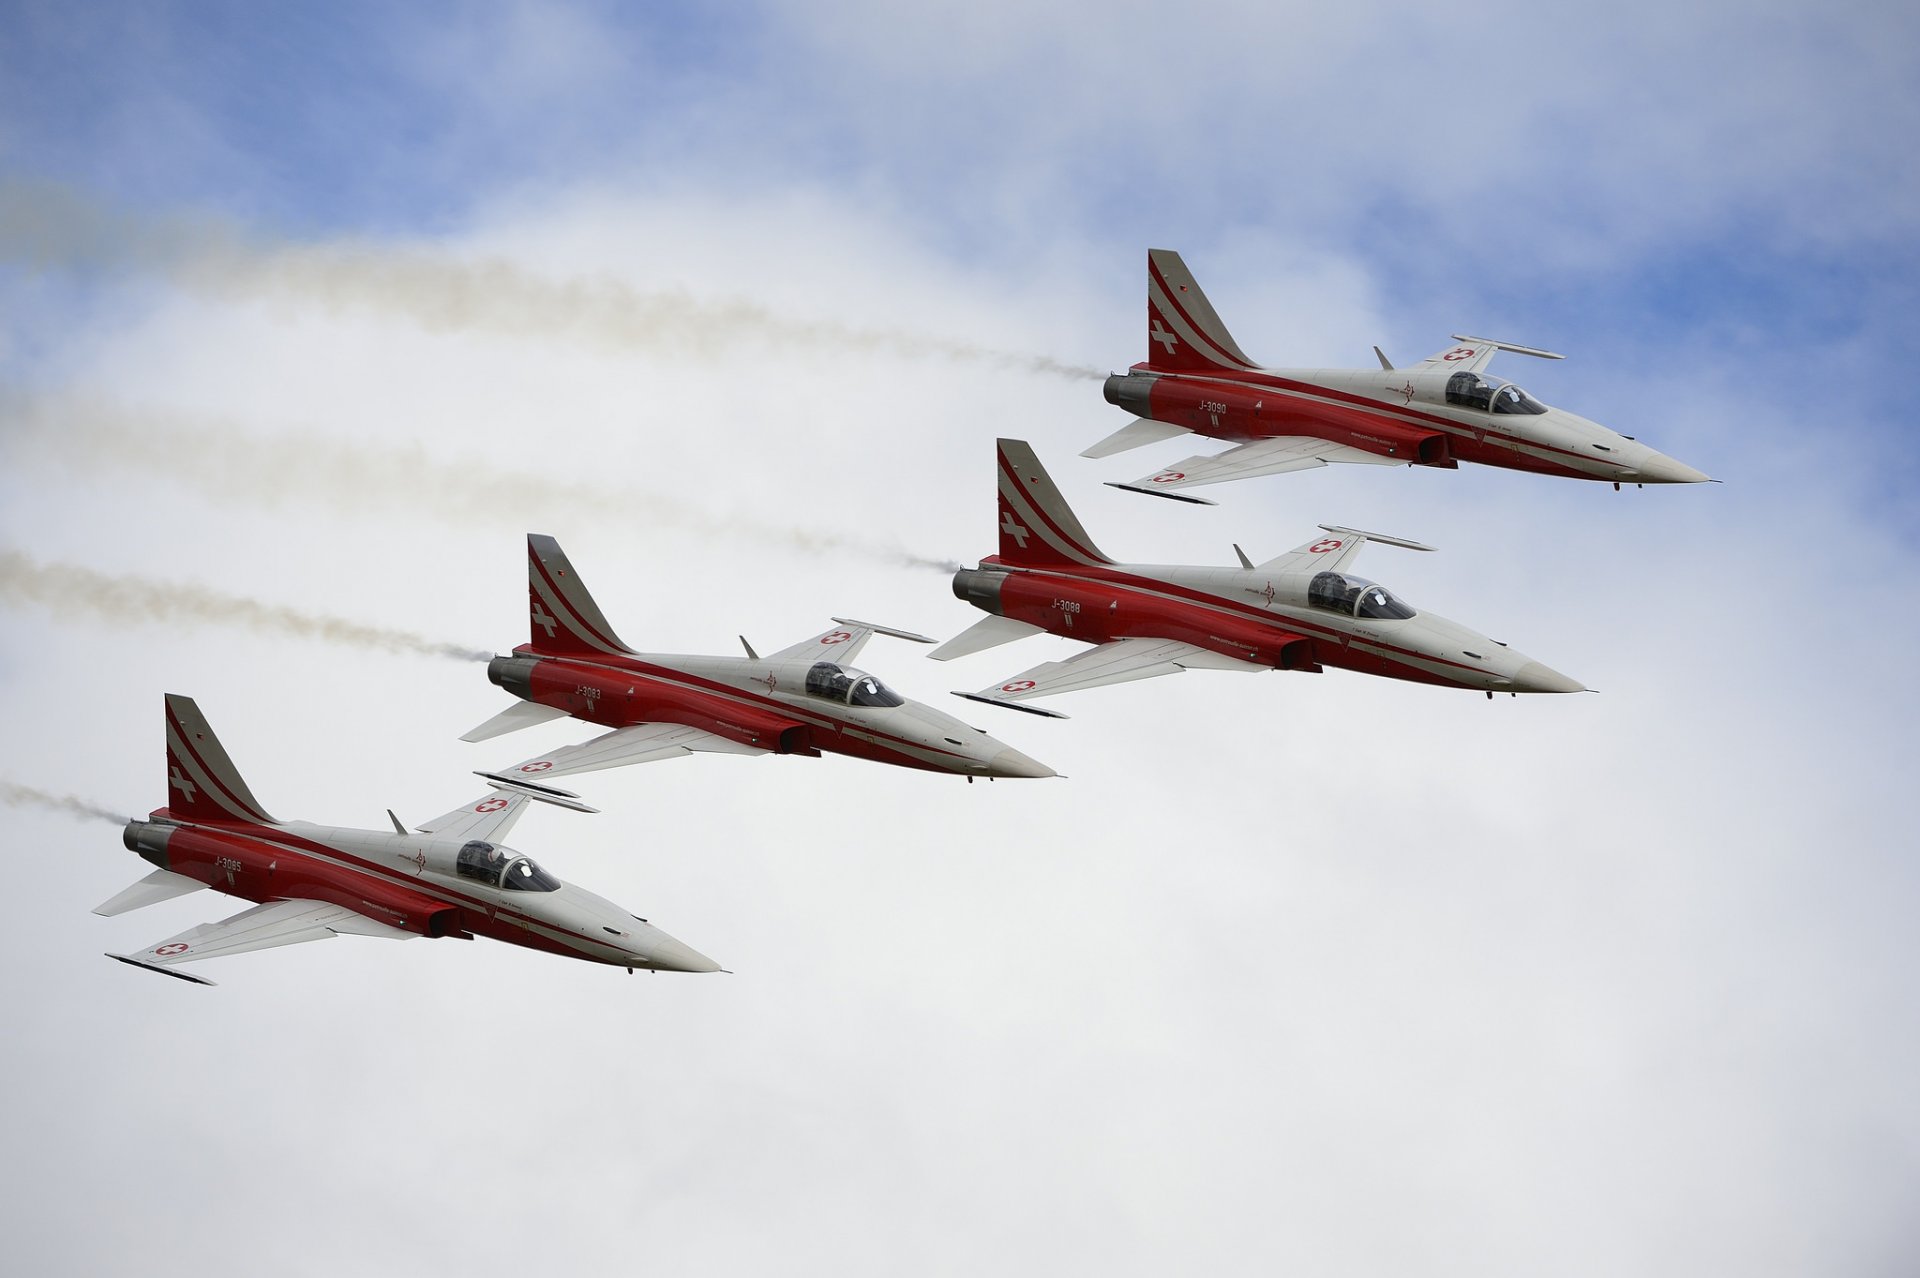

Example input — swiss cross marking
[530,602,558,638]
[519,761,554,773]
[1151,471,1186,484]
[1001,680,1038,693]
[474,797,510,813]
[1442,347,1476,362]
[155,942,190,956]
[1150,321,1178,354]
[168,765,198,803]
[1308,538,1343,554]
[821,631,853,645]
[1000,511,1031,549]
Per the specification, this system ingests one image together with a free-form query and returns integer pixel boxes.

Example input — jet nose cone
[1631,450,1711,484]
[635,926,722,973]
[1509,661,1586,694]
[985,746,1056,779]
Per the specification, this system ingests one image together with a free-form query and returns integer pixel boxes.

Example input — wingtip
[1104,482,1217,506]
[107,953,216,985]
[951,691,1071,720]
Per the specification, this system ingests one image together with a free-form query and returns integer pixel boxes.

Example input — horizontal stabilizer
[952,692,1070,719]
[460,700,570,743]
[94,868,204,917]
[1081,417,1192,459]
[928,614,1047,662]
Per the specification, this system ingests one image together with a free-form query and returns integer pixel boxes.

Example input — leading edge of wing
[109,899,415,984]
[965,637,1266,706]
[1117,436,1402,497]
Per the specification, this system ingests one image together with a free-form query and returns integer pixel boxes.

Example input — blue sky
[4,4,1919,1275]
[7,1,1917,506]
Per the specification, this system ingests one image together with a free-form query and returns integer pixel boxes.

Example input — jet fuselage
[1106,364,1707,486]
[955,556,1582,695]
[120,808,718,971]
[490,646,1055,778]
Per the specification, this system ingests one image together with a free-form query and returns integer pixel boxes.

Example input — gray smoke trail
[0,781,127,824]
[0,550,493,662]
[0,180,1105,381]
[1,394,965,573]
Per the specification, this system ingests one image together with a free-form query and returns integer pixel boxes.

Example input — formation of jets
[86,249,1709,983]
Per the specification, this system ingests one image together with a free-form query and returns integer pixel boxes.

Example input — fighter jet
[929,440,1584,714]
[100,694,719,984]
[1090,248,1711,501]
[463,534,1055,784]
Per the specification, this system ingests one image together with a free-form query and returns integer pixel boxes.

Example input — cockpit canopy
[456,840,561,892]
[1308,572,1417,621]
[805,661,905,708]
[1446,371,1547,415]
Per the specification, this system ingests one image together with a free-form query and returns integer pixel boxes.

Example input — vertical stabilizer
[995,439,1114,568]
[1146,248,1257,372]
[163,694,275,825]
[525,534,634,658]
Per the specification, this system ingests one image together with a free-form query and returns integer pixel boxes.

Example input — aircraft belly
[823,731,954,775]
[1333,639,1471,689]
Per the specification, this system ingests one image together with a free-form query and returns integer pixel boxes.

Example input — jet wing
[108,899,415,985]
[1111,436,1403,502]
[963,637,1266,708]
[1256,524,1436,576]
[1415,336,1564,374]
[418,788,541,842]
[765,618,935,666]
[490,721,770,781]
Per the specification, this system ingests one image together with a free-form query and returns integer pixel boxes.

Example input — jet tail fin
[1145,249,1258,372]
[525,534,634,658]
[995,439,1114,568]
[162,694,276,825]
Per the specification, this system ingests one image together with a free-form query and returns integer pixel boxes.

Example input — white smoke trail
[0,781,127,824]
[0,180,1105,381]
[0,549,493,662]
[0,394,964,573]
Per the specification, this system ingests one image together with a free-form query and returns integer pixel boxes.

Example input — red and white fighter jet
[463,535,1055,784]
[100,695,720,984]
[930,440,1584,714]
[1091,249,1711,501]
